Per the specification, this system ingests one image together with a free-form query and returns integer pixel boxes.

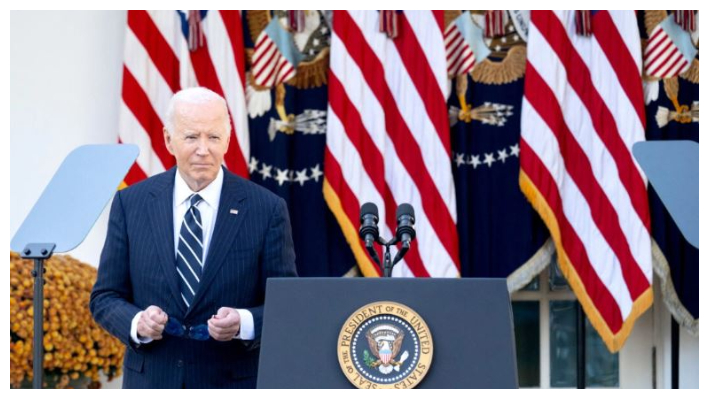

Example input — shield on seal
[380,348,392,365]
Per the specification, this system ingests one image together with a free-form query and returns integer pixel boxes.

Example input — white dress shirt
[131,168,254,343]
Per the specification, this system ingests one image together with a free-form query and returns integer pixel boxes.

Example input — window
[511,261,619,388]
[512,301,540,387]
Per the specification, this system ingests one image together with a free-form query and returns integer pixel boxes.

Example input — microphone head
[396,203,415,222]
[359,202,380,242]
[360,202,379,222]
[395,203,416,243]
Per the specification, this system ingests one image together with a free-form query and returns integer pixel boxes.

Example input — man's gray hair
[164,87,231,135]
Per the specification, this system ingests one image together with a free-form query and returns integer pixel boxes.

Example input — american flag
[251,17,303,88]
[444,14,476,77]
[674,10,696,32]
[324,11,460,277]
[485,10,507,38]
[644,14,698,79]
[520,11,652,352]
[119,10,249,184]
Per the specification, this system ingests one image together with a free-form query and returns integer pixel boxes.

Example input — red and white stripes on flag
[324,11,460,277]
[520,11,652,352]
[674,10,696,32]
[444,19,476,77]
[379,10,399,38]
[252,19,300,88]
[288,10,306,33]
[188,10,205,50]
[575,10,593,36]
[485,10,507,38]
[119,10,249,185]
[644,14,697,79]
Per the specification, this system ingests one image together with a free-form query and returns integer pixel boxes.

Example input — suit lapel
[146,168,187,314]
[186,169,248,317]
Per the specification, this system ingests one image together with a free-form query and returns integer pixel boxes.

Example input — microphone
[390,203,416,269]
[359,202,380,248]
[359,202,381,267]
[395,203,416,246]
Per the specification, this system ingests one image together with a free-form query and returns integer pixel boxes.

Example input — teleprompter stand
[11,145,138,388]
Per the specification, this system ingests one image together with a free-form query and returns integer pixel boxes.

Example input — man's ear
[164,128,174,155]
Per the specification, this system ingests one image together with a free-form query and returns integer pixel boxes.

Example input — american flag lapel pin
[230,209,239,215]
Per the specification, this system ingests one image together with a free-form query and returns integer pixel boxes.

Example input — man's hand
[137,305,168,340]
[208,307,241,341]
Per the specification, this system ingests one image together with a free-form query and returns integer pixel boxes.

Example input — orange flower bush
[10,252,123,388]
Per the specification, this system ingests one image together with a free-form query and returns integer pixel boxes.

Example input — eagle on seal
[366,324,405,367]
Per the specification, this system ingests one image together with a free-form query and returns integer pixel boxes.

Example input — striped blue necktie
[176,194,204,307]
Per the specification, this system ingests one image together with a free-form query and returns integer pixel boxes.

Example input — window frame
[512,267,577,388]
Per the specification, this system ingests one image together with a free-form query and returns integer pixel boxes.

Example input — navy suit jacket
[90,167,297,388]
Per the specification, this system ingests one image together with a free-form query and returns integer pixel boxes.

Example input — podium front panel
[257,278,518,388]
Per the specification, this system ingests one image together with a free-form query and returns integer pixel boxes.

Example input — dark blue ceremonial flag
[638,11,698,323]
[450,73,549,280]
[644,76,699,320]
[244,11,356,277]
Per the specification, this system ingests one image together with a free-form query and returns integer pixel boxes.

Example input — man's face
[164,100,230,191]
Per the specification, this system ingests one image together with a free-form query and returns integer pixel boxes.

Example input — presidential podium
[257,278,518,388]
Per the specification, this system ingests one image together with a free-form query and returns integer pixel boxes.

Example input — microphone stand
[360,208,414,277]
[376,237,410,278]
[380,237,395,278]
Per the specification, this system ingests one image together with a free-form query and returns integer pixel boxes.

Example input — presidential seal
[337,302,433,389]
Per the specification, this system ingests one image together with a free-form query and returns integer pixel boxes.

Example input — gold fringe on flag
[652,240,699,336]
[506,238,555,293]
[323,178,380,277]
[520,170,653,353]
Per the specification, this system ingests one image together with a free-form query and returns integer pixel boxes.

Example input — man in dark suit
[90,87,297,388]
